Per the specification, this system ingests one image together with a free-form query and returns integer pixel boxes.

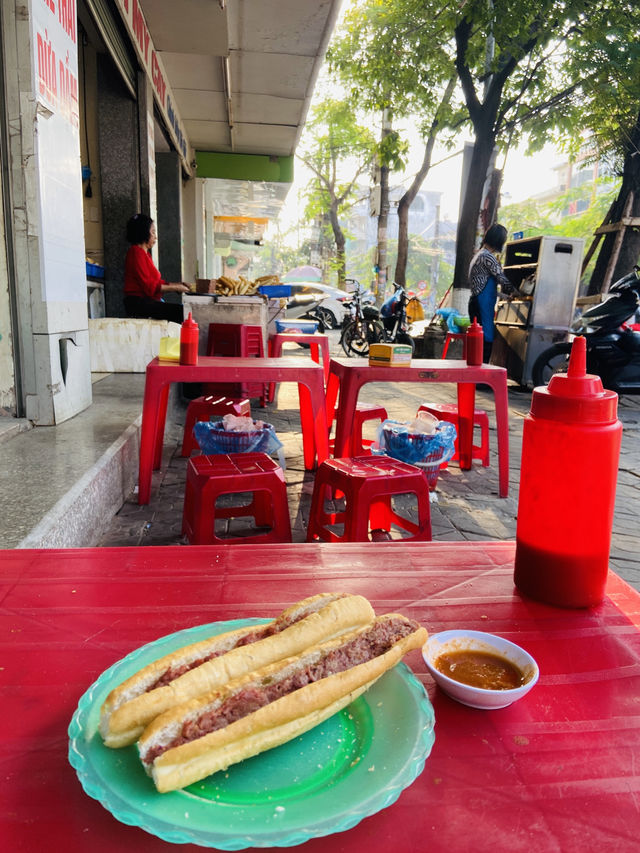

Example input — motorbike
[340,285,384,356]
[379,282,420,355]
[531,266,640,393]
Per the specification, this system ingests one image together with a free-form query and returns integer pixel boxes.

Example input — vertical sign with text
[32,0,86,305]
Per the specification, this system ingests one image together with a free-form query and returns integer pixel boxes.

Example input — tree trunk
[395,198,410,288]
[395,77,456,289]
[395,129,438,288]
[377,161,390,296]
[588,108,640,294]
[376,108,392,300]
[329,203,346,285]
[452,131,497,291]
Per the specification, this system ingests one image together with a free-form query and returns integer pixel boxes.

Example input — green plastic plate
[68,619,435,849]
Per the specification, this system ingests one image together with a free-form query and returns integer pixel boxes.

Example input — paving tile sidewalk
[98,331,640,591]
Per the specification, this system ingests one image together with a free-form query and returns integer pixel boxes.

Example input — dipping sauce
[435,649,525,690]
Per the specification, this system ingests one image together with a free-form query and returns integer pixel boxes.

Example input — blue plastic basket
[258,284,292,297]
[275,319,319,334]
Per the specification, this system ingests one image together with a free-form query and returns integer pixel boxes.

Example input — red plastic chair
[306,455,432,543]
[204,323,268,406]
[329,402,389,457]
[442,332,468,359]
[268,332,330,403]
[181,396,251,456]
[417,402,489,466]
[182,452,291,545]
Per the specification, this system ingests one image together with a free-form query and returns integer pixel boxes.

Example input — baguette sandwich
[138,613,427,792]
[100,592,374,748]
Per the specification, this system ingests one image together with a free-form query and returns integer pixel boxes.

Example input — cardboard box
[369,343,413,367]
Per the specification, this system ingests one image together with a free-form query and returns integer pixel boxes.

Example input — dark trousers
[124,295,184,324]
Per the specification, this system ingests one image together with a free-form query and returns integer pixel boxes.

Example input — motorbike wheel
[531,342,573,386]
[394,330,415,356]
[316,306,337,329]
[341,319,374,356]
[368,320,385,344]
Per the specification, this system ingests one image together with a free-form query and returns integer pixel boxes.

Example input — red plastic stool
[204,323,268,406]
[417,403,489,466]
[306,456,432,543]
[329,402,389,456]
[182,452,291,545]
[181,396,252,457]
[442,332,467,359]
[352,403,389,455]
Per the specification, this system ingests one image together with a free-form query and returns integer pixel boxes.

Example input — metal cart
[493,235,584,386]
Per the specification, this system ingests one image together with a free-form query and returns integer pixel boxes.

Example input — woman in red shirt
[124,214,191,323]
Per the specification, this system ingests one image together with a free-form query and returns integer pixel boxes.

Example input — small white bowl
[422,630,539,710]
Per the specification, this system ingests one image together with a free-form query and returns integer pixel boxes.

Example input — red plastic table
[3,541,640,852]
[268,332,331,402]
[137,356,329,503]
[326,357,510,497]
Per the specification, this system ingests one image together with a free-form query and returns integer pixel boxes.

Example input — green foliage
[346,235,453,302]
[328,0,461,139]
[554,9,640,164]
[501,179,620,243]
[297,97,377,245]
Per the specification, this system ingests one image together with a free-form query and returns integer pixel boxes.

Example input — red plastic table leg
[333,375,361,458]
[456,382,476,470]
[139,374,164,505]
[491,376,510,498]
[325,372,339,432]
[152,384,171,470]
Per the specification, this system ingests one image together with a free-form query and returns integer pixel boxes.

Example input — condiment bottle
[180,312,199,365]
[514,336,622,608]
[466,317,483,365]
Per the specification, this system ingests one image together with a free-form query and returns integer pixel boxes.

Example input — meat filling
[144,617,417,765]
[145,595,347,692]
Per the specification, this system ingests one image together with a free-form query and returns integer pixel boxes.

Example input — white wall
[7,0,92,424]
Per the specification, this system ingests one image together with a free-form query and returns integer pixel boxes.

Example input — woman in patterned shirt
[468,223,515,362]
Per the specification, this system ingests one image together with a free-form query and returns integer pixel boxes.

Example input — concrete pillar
[182,175,197,284]
[96,56,140,318]
[156,150,183,284]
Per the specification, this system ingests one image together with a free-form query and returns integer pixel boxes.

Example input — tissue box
[369,343,412,367]
[158,337,180,362]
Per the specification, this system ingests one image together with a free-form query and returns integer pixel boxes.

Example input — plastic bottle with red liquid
[514,336,622,607]
[180,312,199,365]
[466,317,483,365]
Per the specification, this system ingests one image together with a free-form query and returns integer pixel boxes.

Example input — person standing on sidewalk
[124,213,191,324]
[468,223,516,362]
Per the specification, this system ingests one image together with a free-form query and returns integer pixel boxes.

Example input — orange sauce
[435,649,525,690]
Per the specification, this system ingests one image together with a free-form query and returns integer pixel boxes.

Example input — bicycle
[340,283,384,356]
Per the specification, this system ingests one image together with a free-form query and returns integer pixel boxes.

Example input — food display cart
[493,235,584,386]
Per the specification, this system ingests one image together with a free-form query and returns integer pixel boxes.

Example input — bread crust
[100,593,374,747]
[139,615,427,793]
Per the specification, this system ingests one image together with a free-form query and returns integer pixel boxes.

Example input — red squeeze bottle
[180,312,199,365]
[514,336,622,607]
[466,317,483,365]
